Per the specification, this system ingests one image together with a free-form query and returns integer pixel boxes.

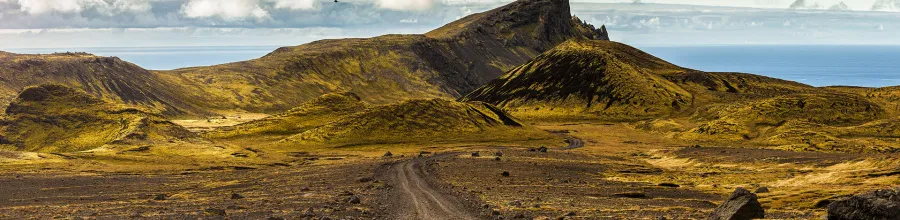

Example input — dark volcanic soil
[0,160,386,219]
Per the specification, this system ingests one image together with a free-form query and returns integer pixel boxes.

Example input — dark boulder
[827,188,900,220]
[383,151,393,157]
[755,187,769,193]
[708,188,765,220]
[502,171,510,177]
[347,195,361,204]
[231,193,244,199]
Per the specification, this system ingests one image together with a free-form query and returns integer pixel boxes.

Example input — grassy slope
[0,84,247,159]
[280,99,559,148]
[202,92,368,139]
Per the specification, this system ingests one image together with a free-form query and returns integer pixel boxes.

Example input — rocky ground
[0,123,896,219]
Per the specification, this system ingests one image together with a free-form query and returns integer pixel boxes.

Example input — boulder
[231,193,244,199]
[347,195,361,204]
[827,188,900,220]
[708,188,765,220]
[755,187,769,194]
[383,151,393,157]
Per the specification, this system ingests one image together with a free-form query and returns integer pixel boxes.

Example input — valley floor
[0,122,896,219]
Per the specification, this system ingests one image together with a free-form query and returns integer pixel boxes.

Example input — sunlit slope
[0,53,209,116]
[156,0,609,114]
[0,84,217,154]
[283,99,557,147]
[203,92,368,139]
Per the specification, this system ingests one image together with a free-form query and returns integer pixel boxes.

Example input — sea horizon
[4,44,900,88]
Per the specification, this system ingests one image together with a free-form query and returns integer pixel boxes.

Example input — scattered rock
[755,187,769,194]
[613,192,647,198]
[154,194,167,200]
[708,188,765,220]
[231,193,244,200]
[658,183,680,188]
[383,151,393,157]
[347,195,361,204]
[472,152,481,157]
[501,171,510,177]
[358,177,374,183]
[266,217,285,220]
[491,209,502,216]
[537,146,548,153]
[300,208,316,217]
[827,188,900,220]
[514,213,527,219]
[495,157,502,161]
[203,208,226,216]
[495,151,503,157]
[300,186,311,192]
[508,200,523,207]
[564,211,576,216]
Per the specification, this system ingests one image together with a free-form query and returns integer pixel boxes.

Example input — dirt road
[381,155,477,220]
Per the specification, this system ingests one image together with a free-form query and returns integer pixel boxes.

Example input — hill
[0,84,234,156]
[203,92,368,139]
[153,0,608,114]
[0,52,210,116]
[282,99,557,147]
[463,39,899,152]
[462,40,693,120]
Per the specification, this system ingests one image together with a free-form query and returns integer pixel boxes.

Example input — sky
[1,0,899,48]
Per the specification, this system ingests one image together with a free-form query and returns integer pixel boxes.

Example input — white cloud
[7,0,151,15]
[375,0,435,11]
[17,0,93,14]
[267,0,315,10]
[182,0,270,20]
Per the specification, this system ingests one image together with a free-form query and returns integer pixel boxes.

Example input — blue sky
[0,0,899,47]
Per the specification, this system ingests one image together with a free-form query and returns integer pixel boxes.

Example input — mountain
[203,92,368,139]
[462,40,691,120]
[0,52,210,116]
[462,40,813,120]
[282,99,557,147]
[461,39,898,152]
[0,84,209,153]
[153,0,608,115]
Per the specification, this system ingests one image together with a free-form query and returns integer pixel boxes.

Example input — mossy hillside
[0,85,204,153]
[679,93,889,151]
[0,52,210,116]
[284,99,557,147]
[154,0,609,115]
[463,40,692,121]
[203,92,368,139]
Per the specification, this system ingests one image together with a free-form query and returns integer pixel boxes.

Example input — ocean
[4,45,899,88]
[638,45,900,88]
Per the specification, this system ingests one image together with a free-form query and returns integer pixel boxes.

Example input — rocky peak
[427,0,608,50]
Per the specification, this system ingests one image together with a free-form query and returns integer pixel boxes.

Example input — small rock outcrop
[827,188,900,220]
[708,188,765,220]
